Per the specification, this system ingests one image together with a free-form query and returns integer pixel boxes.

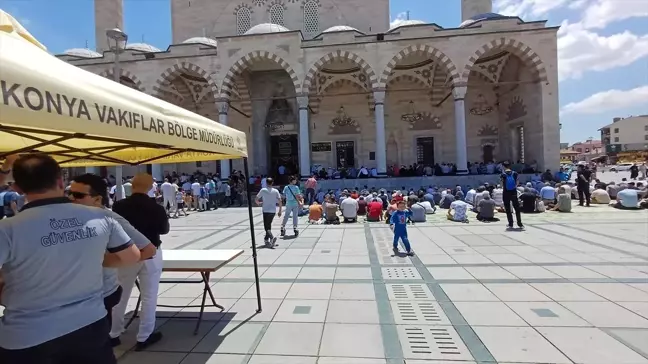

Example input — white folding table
[127,249,244,334]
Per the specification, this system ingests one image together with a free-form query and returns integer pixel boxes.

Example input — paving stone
[389,300,450,325]
[330,283,376,300]
[286,283,333,300]
[255,322,323,356]
[386,284,435,301]
[473,326,571,363]
[381,267,422,280]
[560,301,648,328]
[180,353,247,364]
[274,299,329,322]
[326,300,380,324]
[454,301,527,326]
[193,321,265,354]
[506,301,591,327]
[319,323,385,358]
[397,325,474,361]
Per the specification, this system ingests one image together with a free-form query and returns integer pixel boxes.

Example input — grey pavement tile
[506,301,592,327]
[149,319,216,352]
[155,297,200,317]
[541,265,608,279]
[617,302,648,319]
[531,283,607,301]
[538,327,648,364]
[177,298,238,320]
[298,267,337,279]
[319,323,385,358]
[158,283,204,299]
[226,299,283,322]
[473,326,572,364]
[317,358,386,364]
[605,328,648,358]
[414,255,457,266]
[273,254,309,265]
[630,283,648,293]
[281,248,314,256]
[483,253,531,264]
[274,299,329,322]
[254,322,323,356]
[579,283,648,301]
[385,284,435,301]
[439,283,500,302]
[326,300,380,324]
[334,267,373,280]
[584,265,648,279]
[193,321,265,354]
[451,254,493,264]
[426,267,474,280]
[504,265,562,279]
[330,283,376,300]
[227,266,269,279]
[243,282,292,299]
[464,266,518,280]
[560,301,648,328]
[336,255,371,265]
[305,255,339,265]
[484,283,552,301]
[119,352,186,364]
[454,301,528,326]
[248,355,317,364]
[209,282,254,299]
[286,283,333,300]
[180,353,247,364]
[262,267,302,279]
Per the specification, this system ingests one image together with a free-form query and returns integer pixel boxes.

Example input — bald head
[132,173,153,193]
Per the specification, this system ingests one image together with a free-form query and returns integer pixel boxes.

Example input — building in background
[58,0,560,180]
[568,139,603,163]
[600,115,648,163]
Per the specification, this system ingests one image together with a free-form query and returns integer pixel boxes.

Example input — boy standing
[390,200,414,256]
[255,177,282,248]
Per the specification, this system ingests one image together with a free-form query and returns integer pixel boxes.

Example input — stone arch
[99,69,145,91]
[310,78,373,114]
[220,50,300,98]
[302,50,378,94]
[378,44,461,89]
[387,74,434,105]
[152,62,219,96]
[461,38,548,82]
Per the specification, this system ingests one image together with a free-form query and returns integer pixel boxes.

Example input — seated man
[613,188,640,210]
[439,190,455,209]
[519,188,540,213]
[309,201,323,223]
[409,197,427,223]
[357,196,368,216]
[325,197,340,224]
[418,199,436,214]
[447,199,469,223]
[550,187,572,212]
[476,191,499,222]
[366,198,383,222]
[539,182,556,206]
[340,194,359,222]
[591,188,611,204]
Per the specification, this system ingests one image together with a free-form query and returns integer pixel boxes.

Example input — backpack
[504,172,517,191]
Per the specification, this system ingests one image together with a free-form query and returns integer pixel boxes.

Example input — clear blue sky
[2,0,646,144]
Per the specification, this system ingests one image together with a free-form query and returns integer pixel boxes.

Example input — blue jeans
[393,230,411,252]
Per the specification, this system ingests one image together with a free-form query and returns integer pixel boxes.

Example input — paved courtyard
[116,204,648,364]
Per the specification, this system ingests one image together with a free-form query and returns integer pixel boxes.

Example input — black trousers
[502,191,522,227]
[103,286,122,327]
[262,212,276,238]
[577,184,591,206]
[0,317,116,364]
[208,194,218,209]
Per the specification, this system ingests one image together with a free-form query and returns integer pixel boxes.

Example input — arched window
[303,1,319,34]
[270,4,285,26]
[236,7,252,34]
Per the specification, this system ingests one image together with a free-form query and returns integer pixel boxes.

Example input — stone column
[217,98,231,179]
[151,164,163,181]
[297,95,311,179]
[453,86,469,174]
[373,90,387,176]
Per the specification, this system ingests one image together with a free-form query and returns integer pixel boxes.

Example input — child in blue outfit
[390,200,414,256]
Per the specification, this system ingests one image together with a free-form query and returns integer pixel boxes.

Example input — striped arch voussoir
[310,78,373,113]
[462,38,548,82]
[153,62,219,97]
[220,51,300,98]
[378,45,460,89]
[99,69,145,92]
[302,50,378,95]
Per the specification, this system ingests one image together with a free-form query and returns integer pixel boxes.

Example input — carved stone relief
[329,106,360,135]
[507,96,527,121]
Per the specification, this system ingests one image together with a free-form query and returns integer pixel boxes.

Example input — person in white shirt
[465,188,477,206]
[160,178,177,215]
[492,185,504,207]
[191,180,201,210]
[357,166,369,178]
[147,181,158,198]
[340,196,359,222]
[370,167,378,177]
[255,177,282,247]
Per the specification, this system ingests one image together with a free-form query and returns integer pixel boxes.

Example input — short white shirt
[340,198,359,219]
[148,182,158,198]
[191,182,201,196]
[257,187,281,213]
[160,182,177,197]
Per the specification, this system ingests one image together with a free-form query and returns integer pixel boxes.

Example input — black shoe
[110,337,121,347]
[407,251,415,256]
[506,224,513,229]
[280,228,286,237]
[393,247,400,255]
[518,224,525,230]
[134,332,163,352]
[294,229,299,237]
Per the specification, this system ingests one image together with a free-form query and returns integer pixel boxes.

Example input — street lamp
[106,28,128,201]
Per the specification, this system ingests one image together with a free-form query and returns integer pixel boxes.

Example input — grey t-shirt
[478,199,496,219]
[410,203,426,222]
[103,209,151,297]
[257,187,281,214]
[0,198,132,349]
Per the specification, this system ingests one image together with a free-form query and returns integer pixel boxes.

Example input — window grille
[236,7,252,34]
[270,4,285,26]
[303,1,319,34]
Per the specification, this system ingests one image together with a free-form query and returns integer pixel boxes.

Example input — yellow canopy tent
[0,9,263,313]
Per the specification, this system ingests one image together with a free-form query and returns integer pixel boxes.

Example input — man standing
[160,178,177,216]
[576,165,592,207]
[281,176,303,237]
[0,154,141,364]
[191,178,201,211]
[255,177,282,248]
[68,174,157,326]
[500,161,524,229]
[110,174,169,351]
[305,174,318,205]
[207,177,218,210]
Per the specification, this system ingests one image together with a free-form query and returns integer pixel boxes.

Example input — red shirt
[393,195,403,202]
[368,201,383,218]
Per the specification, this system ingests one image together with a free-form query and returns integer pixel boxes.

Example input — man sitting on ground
[357,196,367,216]
[309,201,323,223]
[476,191,499,222]
[340,194,359,222]
[447,199,469,223]
[613,188,640,210]
[540,182,556,206]
[325,197,340,224]
[591,187,611,204]
[366,197,383,222]
[409,196,427,223]
[550,187,572,212]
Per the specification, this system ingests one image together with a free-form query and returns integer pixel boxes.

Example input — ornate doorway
[482,144,494,163]
[335,141,355,168]
[270,134,298,180]
[416,137,435,166]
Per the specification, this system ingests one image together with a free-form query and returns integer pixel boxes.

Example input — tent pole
[244,157,262,313]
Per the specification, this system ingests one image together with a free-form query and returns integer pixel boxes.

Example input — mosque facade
[58,0,560,179]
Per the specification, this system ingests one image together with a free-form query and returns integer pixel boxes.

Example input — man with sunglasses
[68,174,157,327]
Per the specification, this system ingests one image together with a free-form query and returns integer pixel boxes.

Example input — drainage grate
[381,267,422,280]
[398,326,474,361]
[391,301,450,325]
[386,284,434,300]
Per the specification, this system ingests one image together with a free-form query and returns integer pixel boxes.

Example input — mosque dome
[244,23,290,35]
[460,12,510,27]
[182,37,218,48]
[63,48,102,58]
[125,43,161,52]
[322,25,360,33]
[388,19,426,31]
